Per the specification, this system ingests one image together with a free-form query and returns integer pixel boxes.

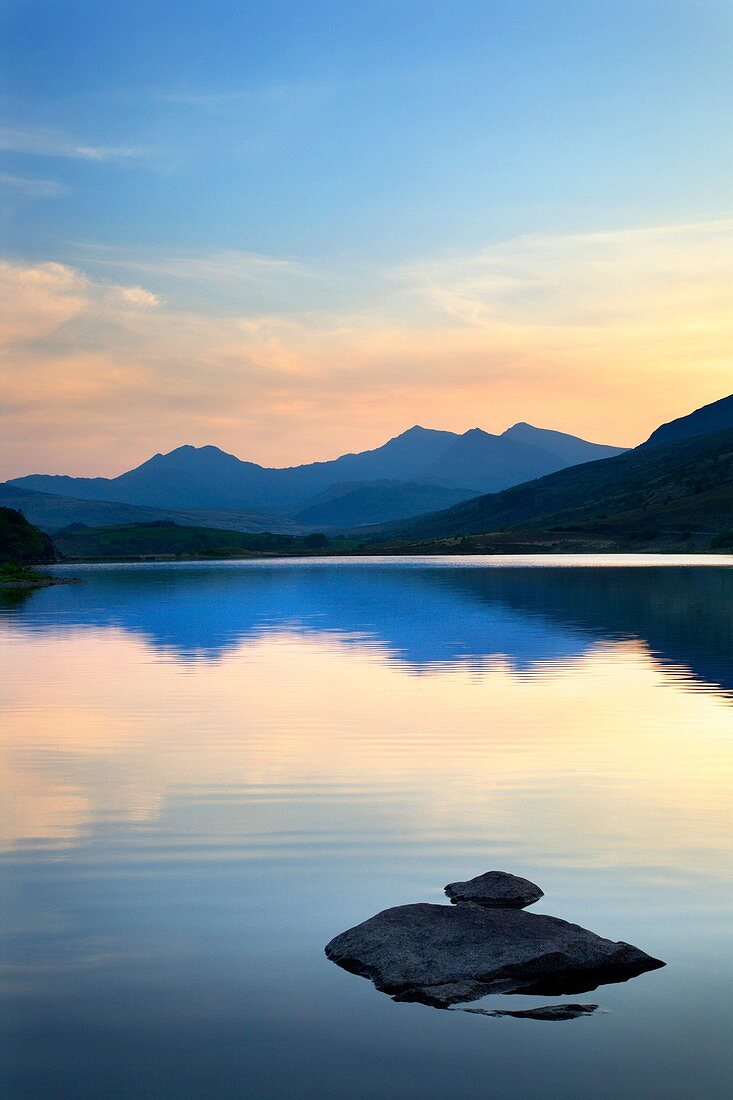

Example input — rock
[325,903,664,1008]
[445,870,543,909]
[463,1003,598,1021]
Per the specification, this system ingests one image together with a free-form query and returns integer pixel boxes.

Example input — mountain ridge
[7,423,625,523]
[644,393,733,449]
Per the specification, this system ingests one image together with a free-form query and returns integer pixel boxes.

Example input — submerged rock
[463,1003,598,1021]
[325,902,664,1008]
[445,870,543,909]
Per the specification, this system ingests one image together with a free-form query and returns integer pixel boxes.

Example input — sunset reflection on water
[1,559,732,1099]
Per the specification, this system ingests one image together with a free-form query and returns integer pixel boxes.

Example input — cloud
[1,220,732,479]
[395,219,733,328]
[73,245,324,316]
[0,172,67,198]
[79,246,310,284]
[0,261,89,345]
[2,630,731,858]
[111,285,159,308]
[0,125,145,160]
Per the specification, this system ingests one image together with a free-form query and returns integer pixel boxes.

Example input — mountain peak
[166,443,233,458]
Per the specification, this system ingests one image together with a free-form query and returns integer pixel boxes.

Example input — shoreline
[48,548,733,567]
[52,543,731,564]
[0,572,80,590]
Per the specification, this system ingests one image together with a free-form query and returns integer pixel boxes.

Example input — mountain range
[7,395,731,549]
[4,422,624,531]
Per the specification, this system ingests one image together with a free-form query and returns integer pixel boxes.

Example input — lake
[1,557,732,1098]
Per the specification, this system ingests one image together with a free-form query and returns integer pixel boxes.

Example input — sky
[1,0,732,479]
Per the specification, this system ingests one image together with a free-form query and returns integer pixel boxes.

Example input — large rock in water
[325,903,664,1008]
[445,870,543,909]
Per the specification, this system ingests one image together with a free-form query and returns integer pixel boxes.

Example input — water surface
[1,558,732,1098]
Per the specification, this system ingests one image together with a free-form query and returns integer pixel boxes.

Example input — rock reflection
[463,1004,598,1021]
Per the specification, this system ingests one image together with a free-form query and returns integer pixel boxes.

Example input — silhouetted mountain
[321,425,459,481]
[644,393,733,448]
[8,423,625,519]
[502,422,624,465]
[11,445,270,511]
[369,426,733,548]
[418,427,592,492]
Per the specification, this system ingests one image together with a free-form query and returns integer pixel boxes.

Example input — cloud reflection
[1,562,732,861]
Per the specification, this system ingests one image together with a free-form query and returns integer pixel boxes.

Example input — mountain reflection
[2,560,733,693]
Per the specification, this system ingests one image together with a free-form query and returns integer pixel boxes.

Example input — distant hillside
[8,422,625,519]
[0,507,58,564]
[644,393,733,448]
[0,484,307,536]
[368,427,733,550]
[54,522,342,561]
[291,480,471,526]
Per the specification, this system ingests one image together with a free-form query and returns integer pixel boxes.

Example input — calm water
[1,557,732,1099]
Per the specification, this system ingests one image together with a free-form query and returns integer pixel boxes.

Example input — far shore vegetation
[42,518,733,563]
[52,520,357,562]
[0,561,52,587]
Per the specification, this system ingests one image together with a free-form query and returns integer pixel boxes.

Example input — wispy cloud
[395,219,733,328]
[0,125,146,161]
[1,220,732,478]
[111,285,159,308]
[0,172,67,197]
[0,260,158,348]
[77,246,310,283]
[71,245,325,317]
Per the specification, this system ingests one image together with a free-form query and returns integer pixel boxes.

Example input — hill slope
[291,480,470,526]
[53,522,340,561]
[0,484,307,536]
[0,507,59,564]
[645,393,733,448]
[369,427,733,548]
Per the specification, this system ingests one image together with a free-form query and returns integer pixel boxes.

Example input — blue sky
[1,1,732,476]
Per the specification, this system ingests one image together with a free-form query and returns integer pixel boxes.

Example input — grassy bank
[0,562,55,588]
